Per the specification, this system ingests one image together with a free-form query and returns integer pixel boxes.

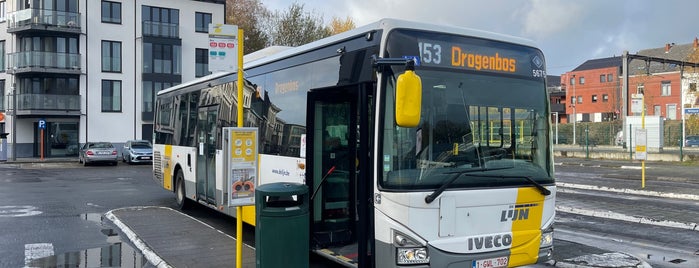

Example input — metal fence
[552,120,692,147]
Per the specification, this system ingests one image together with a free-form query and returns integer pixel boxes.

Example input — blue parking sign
[38,119,46,129]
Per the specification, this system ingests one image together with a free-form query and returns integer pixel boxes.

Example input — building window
[577,96,583,104]
[600,75,606,83]
[101,1,121,24]
[102,80,122,112]
[637,84,644,94]
[195,48,210,77]
[661,81,671,96]
[102,41,121,72]
[142,5,180,38]
[0,1,6,22]
[0,40,5,72]
[667,104,677,120]
[569,77,574,86]
[602,94,608,102]
[195,12,212,33]
[607,74,613,82]
[579,77,585,85]
[592,95,598,103]
[691,83,697,92]
[143,43,182,74]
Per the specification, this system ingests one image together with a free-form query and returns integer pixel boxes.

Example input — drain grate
[668,259,686,264]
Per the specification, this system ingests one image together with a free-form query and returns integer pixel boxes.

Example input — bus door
[196,105,218,204]
[307,83,374,267]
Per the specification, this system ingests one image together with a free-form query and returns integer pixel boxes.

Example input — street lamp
[572,74,576,145]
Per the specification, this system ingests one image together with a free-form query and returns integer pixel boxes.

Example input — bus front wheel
[175,170,190,210]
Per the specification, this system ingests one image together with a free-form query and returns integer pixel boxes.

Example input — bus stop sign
[38,119,46,130]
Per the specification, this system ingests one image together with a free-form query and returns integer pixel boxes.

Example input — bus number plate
[472,256,508,268]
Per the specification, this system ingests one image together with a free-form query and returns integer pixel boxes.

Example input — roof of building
[573,56,622,72]
[628,42,698,74]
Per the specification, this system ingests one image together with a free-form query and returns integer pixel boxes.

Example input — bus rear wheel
[175,170,190,210]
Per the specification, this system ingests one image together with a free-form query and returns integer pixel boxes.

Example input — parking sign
[38,119,46,130]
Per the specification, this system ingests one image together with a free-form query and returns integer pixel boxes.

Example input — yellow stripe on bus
[163,145,173,191]
[508,187,545,267]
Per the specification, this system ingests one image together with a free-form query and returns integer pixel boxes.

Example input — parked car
[685,135,699,147]
[122,140,153,164]
[79,142,119,166]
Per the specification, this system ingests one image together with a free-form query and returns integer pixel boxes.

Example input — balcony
[16,94,81,116]
[551,103,566,113]
[143,21,179,38]
[7,9,81,34]
[7,51,81,74]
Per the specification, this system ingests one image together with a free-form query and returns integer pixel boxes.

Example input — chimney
[665,43,671,53]
[694,37,698,50]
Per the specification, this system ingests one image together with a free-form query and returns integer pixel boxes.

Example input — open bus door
[196,105,218,205]
[307,83,374,267]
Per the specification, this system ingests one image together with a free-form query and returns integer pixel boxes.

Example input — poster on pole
[631,94,643,114]
[224,127,258,207]
[634,128,647,160]
[208,24,238,73]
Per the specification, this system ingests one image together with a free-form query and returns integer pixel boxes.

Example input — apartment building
[560,57,622,123]
[0,0,225,158]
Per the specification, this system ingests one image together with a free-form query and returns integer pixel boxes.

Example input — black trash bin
[255,182,309,268]
[0,133,8,161]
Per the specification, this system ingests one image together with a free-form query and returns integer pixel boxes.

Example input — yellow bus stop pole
[641,95,645,188]
[236,28,244,268]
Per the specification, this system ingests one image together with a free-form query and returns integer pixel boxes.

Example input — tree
[329,16,356,35]
[268,3,331,47]
[226,0,271,54]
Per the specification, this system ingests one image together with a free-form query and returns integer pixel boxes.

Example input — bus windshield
[380,68,553,191]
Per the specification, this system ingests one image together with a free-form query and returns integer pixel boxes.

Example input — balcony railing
[7,51,81,73]
[7,9,81,32]
[551,103,566,113]
[143,21,179,38]
[17,94,80,112]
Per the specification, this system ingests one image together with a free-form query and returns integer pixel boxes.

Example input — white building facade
[0,0,224,159]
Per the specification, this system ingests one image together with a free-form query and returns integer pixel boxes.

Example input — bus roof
[158,18,538,96]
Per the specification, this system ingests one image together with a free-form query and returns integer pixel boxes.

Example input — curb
[105,207,172,268]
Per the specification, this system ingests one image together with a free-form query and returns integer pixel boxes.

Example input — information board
[225,127,258,207]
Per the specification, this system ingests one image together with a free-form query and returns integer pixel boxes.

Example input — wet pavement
[5,153,697,267]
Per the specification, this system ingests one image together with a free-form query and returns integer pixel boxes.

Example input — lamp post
[572,74,576,145]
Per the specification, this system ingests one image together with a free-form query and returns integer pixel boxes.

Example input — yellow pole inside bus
[236,28,244,268]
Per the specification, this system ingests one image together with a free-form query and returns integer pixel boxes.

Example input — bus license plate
[472,256,508,268]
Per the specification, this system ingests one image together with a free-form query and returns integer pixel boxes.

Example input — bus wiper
[424,167,551,204]
[424,167,511,204]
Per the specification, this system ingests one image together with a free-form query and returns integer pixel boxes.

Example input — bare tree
[226,0,271,54]
[268,3,331,47]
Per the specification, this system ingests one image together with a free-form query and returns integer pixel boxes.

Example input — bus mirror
[395,61,422,128]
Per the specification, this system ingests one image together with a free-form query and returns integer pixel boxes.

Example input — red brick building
[557,39,699,124]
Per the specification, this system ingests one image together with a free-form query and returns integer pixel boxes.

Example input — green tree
[268,3,331,47]
[226,0,271,54]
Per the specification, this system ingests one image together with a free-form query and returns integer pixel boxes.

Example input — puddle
[25,214,152,267]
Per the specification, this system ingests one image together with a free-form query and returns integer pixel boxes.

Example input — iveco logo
[500,203,538,222]
[532,55,543,68]
[468,234,512,250]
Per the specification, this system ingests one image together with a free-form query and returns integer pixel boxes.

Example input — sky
[261,0,699,76]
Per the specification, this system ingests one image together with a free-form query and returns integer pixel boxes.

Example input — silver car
[79,142,119,166]
[122,140,153,164]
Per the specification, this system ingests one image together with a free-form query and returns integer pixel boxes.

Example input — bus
[153,18,555,268]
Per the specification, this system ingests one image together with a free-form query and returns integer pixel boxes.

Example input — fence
[552,120,692,147]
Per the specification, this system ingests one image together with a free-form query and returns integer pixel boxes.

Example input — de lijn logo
[500,203,538,222]
[531,55,543,69]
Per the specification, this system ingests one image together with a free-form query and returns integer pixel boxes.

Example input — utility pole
[572,74,576,145]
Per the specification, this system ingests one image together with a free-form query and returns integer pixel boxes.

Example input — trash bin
[255,182,309,268]
[0,133,8,162]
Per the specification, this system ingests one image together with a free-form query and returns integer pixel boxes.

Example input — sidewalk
[105,206,256,268]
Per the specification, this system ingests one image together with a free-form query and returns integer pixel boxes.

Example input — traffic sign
[685,108,699,115]
[38,119,46,129]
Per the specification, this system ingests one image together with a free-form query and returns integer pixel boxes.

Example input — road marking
[24,243,54,266]
[557,205,699,232]
[0,205,42,217]
[558,182,699,201]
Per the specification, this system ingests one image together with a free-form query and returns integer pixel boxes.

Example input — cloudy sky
[261,0,698,75]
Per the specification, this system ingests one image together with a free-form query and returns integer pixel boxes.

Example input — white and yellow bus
[153,18,555,267]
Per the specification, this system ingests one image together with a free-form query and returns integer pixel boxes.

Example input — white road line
[556,205,699,232]
[24,243,54,267]
[105,209,171,268]
[557,182,699,201]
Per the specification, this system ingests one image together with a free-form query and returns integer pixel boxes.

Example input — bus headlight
[394,230,429,265]
[540,228,553,248]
